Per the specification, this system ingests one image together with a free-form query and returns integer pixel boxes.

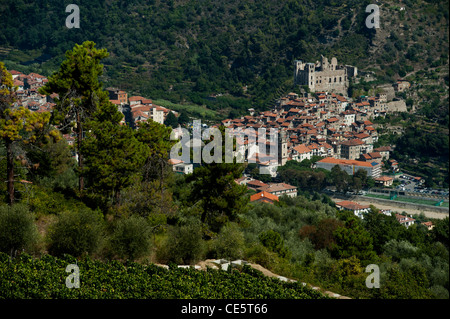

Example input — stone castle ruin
[294,55,357,95]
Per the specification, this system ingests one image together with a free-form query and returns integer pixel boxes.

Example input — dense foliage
[240,198,449,299]
[0,252,327,299]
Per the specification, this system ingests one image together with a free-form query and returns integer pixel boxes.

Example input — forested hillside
[1,0,448,115]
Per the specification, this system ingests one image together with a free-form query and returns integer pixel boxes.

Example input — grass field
[365,193,449,207]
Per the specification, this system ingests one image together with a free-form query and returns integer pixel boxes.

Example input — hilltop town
[7,56,447,231]
[4,57,432,193]
[215,57,411,180]
[220,89,396,179]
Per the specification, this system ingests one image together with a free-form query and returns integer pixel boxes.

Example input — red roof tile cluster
[250,191,279,203]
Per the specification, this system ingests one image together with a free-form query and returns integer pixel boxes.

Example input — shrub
[156,222,205,265]
[383,239,419,261]
[0,204,39,256]
[258,229,291,260]
[108,215,153,261]
[244,242,277,268]
[28,185,89,216]
[430,285,449,299]
[47,209,104,257]
[208,222,245,260]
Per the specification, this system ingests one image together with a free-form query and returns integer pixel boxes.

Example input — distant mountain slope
[0,0,448,111]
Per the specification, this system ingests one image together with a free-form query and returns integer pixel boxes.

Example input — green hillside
[1,0,448,115]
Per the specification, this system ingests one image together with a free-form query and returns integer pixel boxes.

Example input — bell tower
[278,129,288,166]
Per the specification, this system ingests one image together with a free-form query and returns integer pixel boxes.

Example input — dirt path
[182,259,350,299]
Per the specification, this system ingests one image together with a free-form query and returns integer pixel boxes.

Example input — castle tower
[294,55,356,95]
[294,60,304,84]
[321,55,329,71]
[307,63,315,91]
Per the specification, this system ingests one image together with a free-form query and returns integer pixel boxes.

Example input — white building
[292,144,312,162]
[151,107,165,125]
[335,200,371,219]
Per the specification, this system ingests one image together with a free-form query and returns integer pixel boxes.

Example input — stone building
[294,55,357,94]
[106,87,128,105]
[340,138,364,160]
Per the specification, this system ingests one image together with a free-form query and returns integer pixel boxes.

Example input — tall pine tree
[40,41,109,193]
[81,101,147,209]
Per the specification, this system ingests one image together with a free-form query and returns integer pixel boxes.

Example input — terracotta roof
[341,139,364,146]
[317,157,375,168]
[131,105,152,113]
[9,70,23,75]
[258,183,297,193]
[129,96,146,101]
[368,152,381,158]
[169,159,184,165]
[293,144,312,154]
[395,214,415,223]
[375,176,393,181]
[355,133,370,139]
[250,191,279,203]
[247,180,269,188]
[28,72,46,79]
[374,146,392,152]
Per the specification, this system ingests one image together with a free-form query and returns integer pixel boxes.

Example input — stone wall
[314,69,348,93]
[376,84,396,101]
[386,100,407,112]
